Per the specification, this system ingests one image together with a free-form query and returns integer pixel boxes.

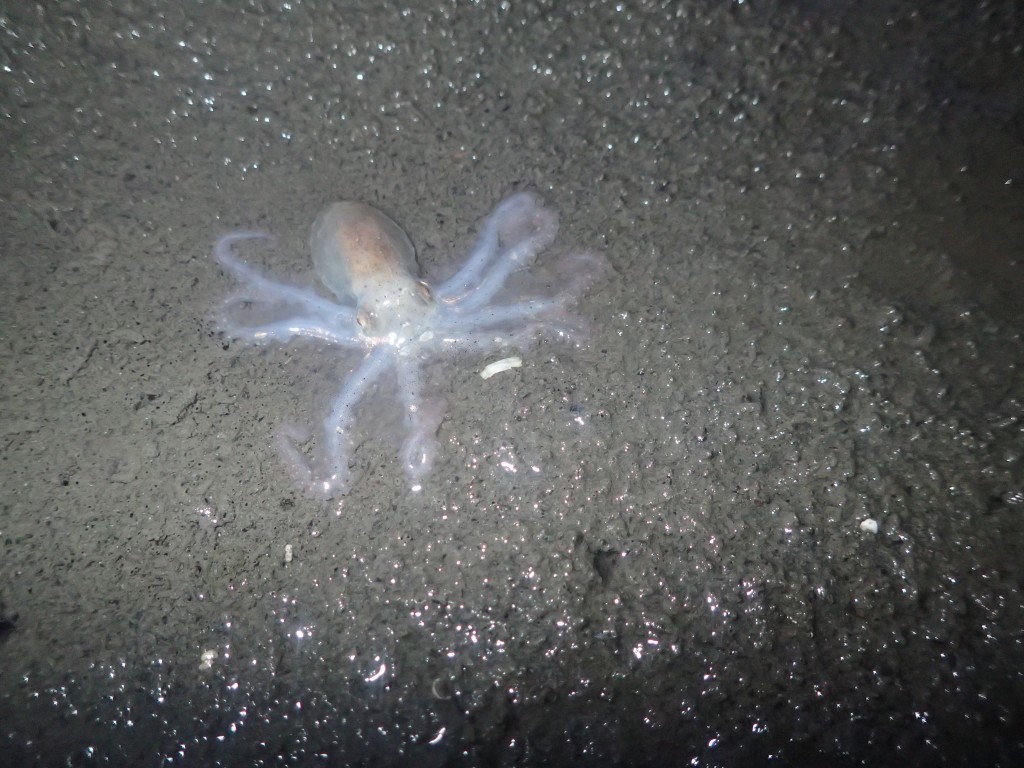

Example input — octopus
[213,192,604,499]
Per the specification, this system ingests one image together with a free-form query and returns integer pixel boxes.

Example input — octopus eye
[356,310,375,332]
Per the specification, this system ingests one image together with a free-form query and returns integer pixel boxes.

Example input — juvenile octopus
[213,192,603,499]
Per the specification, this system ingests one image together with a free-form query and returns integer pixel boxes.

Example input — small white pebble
[480,356,522,379]
[199,649,217,671]
[284,543,293,563]
[859,518,879,534]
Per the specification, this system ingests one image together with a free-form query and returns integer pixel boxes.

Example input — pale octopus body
[214,193,603,499]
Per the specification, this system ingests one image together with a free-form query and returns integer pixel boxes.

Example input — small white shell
[859,518,879,534]
[480,356,523,379]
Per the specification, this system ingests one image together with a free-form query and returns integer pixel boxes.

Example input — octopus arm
[215,232,351,320]
[437,193,558,309]
[276,346,392,499]
[217,315,365,347]
[438,298,569,333]
[437,251,607,335]
[394,357,446,487]
[436,322,585,354]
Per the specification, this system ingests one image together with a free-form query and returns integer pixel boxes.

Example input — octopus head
[356,278,436,345]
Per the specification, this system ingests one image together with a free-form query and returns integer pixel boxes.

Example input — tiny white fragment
[859,518,879,534]
[199,649,217,671]
[284,543,294,563]
[480,356,522,380]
